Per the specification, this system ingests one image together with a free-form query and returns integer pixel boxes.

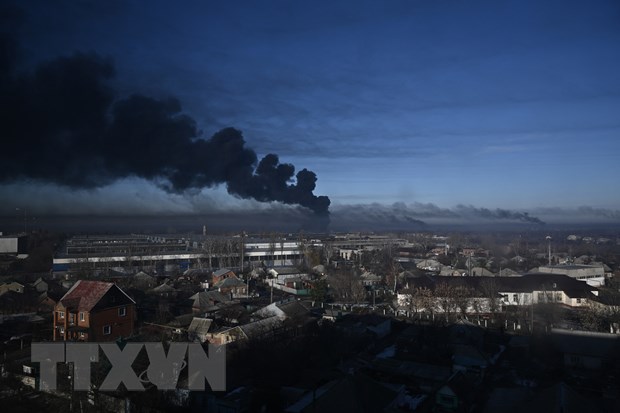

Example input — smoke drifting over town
[453,205,545,225]
[0,8,566,230]
[0,28,330,215]
[329,202,545,230]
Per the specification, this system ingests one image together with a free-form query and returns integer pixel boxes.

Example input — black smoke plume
[454,205,545,225]
[0,29,330,215]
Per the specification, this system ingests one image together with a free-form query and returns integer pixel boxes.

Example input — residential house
[212,268,236,284]
[469,267,494,277]
[497,273,597,308]
[360,271,382,286]
[460,247,489,257]
[207,315,284,345]
[130,271,157,291]
[32,277,48,293]
[417,259,442,272]
[148,281,177,298]
[37,288,65,313]
[53,280,136,341]
[267,273,312,296]
[187,317,213,342]
[498,268,519,277]
[398,273,598,315]
[537,264,606,287]
[252,299,315,331]
[439,267,465,277]
[189,290,233,314]
[214,275,247,297]
[0,281,24,295]
[254,299,312,320]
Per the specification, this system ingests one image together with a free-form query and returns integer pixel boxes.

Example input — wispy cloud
[479,144,529,155]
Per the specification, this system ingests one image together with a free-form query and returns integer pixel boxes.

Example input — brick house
[53,280,136,342]
[212,268,236,284]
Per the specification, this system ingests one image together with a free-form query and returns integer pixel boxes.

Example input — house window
[59,311,64,319]
[103,325,111,335]
[555,292,562,302]
[537,292,544,302]
[69,313,74,323]
[80,332,85,338]
[80,312,85,322]
[512,294,518,303]
[59,327,64,334]
[118,307,127,317]
[576,298,582,304]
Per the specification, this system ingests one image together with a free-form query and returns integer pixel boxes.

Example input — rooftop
[58,280,134,311]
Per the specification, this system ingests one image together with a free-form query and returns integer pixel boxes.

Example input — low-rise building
[537,264,606,287]
[53,280,136,341]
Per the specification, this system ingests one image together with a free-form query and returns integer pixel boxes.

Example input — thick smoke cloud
[454,204,545,225]
[0,27,330,215]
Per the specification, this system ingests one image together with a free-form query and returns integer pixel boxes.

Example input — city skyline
[2,0,620,228]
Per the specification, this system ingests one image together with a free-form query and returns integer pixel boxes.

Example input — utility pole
[241,231,249,297]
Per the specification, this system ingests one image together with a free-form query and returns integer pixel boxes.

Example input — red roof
[58,280,116,311]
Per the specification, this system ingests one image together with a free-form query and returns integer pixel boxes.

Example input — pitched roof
[277,300,311,318]
[133,271,153,280]
[239,315,284,339]
[188,317,213,335]
[271,267,305,276]
[213,268,234,277]
[58,280,134,311]
[150,282,176,293]
[214,276,245,288]
[551,328,620,358]
[190,291,232,309]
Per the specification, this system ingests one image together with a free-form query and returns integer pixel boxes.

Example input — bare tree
[435,282,457,320]
[400,286,430,318]
[322,240,334,266]
[350,278,367,304]
[578,292,620,333]
[414,286,436,318]
[453,284,473,318]
[202,237,215,269]
[480,278,501,317]
[329,268,367,304]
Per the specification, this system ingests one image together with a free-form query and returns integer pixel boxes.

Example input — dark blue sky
[2,0,620,227]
